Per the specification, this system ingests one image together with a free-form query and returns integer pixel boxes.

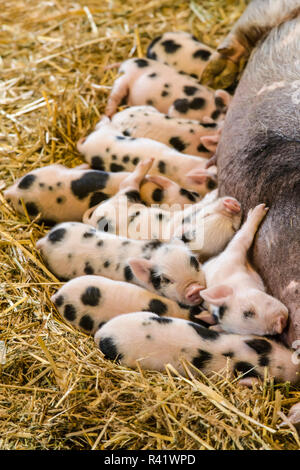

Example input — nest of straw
[0,0,299,450]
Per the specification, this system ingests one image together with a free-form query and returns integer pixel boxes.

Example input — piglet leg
[225,203,268,263]
[118,158,154,195]
[105,74,130,118]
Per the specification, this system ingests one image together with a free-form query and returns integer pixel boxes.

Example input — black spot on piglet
[71,171,109,199]
[193,49,212,61]
[64,304,77,321]
[91,156,105,171]
[134,58,149,68]
[169,136,186,152]
[150,315,172,324]
[161,39,182,54]
[125,190,141,203]
[79,315,94,332]
[81,286,101,306]
[151,188,164,202]
[54,295,64,307]
[245,338,272,355]
[148,299,168,316]
[183,86,198,96]
[234,361,261,379]
[99,337,123,362]
[188,321,219,340]
[89,191,109,208]
[48,227,66,243]
[25,202,39,216]
[192,349,212,370]
[18,174,36,190]
[173,98,189,114]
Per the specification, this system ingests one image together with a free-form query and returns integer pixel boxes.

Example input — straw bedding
[0,0,299,450]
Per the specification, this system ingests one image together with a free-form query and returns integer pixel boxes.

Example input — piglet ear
[200,135,219,153]
[145,174,177,190]
[200,284,233,306]
[186,169,212,185]
[96,115,111,128]
[215,89,231,109]
[128,258,153,283]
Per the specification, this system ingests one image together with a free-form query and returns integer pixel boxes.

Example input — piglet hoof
[201,51,239,89]
[201,35,247,89]
[238,377,261,388]
[247,203,269,225]
[223,198,241,214]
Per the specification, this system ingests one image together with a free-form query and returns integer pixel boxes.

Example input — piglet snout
[223,198,241,214]
[184,283,205,305]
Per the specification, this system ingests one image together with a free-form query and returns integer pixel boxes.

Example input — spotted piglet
[3,163,214,222]
[199,204,289,336]
[77,117,217,195]
[95,312,300,385]
[37,222,206,306]
[105,58,231,121]
[147,31,215,81]
[108,105,220,157]
[3,164,128,224]
[51,275,206,335]
[83,159,242,260]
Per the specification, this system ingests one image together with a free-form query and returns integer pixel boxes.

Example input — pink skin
[201,204,289,336]
[105,58,231,121]
[108,105,221,157]
[93,312,300,383]
[77,119,218,194]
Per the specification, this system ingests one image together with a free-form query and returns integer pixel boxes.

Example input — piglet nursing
[105,57,231,121]
[95,312,300,385]
[77,118,217,195]
[37,222,206,305]
[3,164,128,223]
[200,204,289,336]
[147,31,215,81]
[108,105,220,157]
[83,158,241,259]
[51,275,206,335]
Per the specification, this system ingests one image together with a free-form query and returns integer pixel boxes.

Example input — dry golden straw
[0,0,299,450]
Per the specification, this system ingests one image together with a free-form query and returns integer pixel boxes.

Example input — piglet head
[200,285,289,336]
[129,243,206,305]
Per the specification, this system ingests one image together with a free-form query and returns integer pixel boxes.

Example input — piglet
[105,57,231,121]
[77,117,217,195]
[108,105,220,156]
[51,275,206,335]
[83,158,242,259]
[37,222,206,305]
[3,164,128,224]
[147,31,215,82]
[199,204,289,336]
[95,312,300,385]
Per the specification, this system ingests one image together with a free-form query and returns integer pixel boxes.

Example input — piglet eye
[243,310,255,319]
[161,275,172,284]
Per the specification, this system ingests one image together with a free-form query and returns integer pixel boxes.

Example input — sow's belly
[216,72,300,346]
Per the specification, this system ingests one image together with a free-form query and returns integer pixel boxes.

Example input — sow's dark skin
[202,0,300,347]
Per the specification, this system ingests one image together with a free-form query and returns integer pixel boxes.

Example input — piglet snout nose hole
[223,198,241,214]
